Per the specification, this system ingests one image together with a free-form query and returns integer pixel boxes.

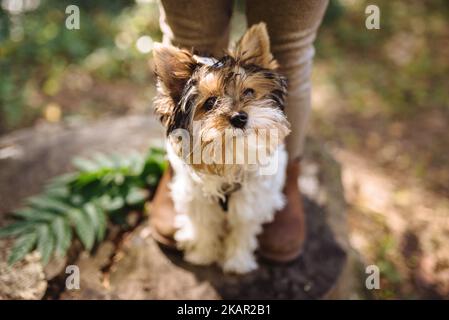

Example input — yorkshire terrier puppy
[152,23,290,274]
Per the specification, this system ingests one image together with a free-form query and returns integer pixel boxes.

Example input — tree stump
[0,115,356,300]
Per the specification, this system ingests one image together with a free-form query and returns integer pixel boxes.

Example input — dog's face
[153,23,290,176]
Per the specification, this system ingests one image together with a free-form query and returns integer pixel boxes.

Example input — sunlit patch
[136,35,153,53]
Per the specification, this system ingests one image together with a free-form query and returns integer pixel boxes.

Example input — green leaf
[73,157,98,172]
[36,224,55,265]
[27,195,73,214]
[0,221,36,238]
[146,148,167,167]
[128,152,144,175]
[148,147,166,160]
[101,195,124,211]
[14,208,57,222]
[68,209,95,251]
[113,173,125,185]
[52,217,72,257]
[110,154,123,169]
[126,187,148,205]
[8,232,37,265]
[48,173,78,187]
[146,174,159,187]
[84,203,107,242]
[95,206,107,242]
[75,172,102,187]
[92,153,115,168]
[45,185,70,199]
[119,155,132,168]
[100,172,116,185]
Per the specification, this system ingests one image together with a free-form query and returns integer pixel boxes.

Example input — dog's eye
[243,88,255,98]
[203,97,217,111]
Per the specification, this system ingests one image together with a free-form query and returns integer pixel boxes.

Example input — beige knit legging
[159,0,329,159]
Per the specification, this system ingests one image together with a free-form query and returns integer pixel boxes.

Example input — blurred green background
[1,0,448,299]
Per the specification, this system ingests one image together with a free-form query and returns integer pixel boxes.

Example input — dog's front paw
[222,254,258,274]
[184,249,217,266]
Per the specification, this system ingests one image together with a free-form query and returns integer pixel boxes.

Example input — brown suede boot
[258,159,306,262]
[149,166,178,248]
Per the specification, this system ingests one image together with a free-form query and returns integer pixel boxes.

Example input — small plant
[0,147,166,265]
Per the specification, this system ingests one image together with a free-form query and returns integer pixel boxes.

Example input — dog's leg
[221,168,286,274]
[174,198,224,266]
[220,188,267,274]
[168,165,224,266]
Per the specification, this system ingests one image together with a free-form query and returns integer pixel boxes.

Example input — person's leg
[159,0,233,57]
[246,0,329,261]
[246,0,328,159]
[152,0,233,247]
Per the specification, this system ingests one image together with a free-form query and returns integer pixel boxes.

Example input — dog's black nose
[230,111,248,128]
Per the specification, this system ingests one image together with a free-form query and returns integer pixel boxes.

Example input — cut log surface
[0,115,355,300]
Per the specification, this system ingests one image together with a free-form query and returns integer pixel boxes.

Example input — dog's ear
[232,22,278,70]
[153,43,196,101]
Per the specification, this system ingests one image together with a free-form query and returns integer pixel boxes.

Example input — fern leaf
[73,157,99,172]
[95,205,107,242]
[84,203,107,242]
[52,217,72,257]
[36,224,55,265]
[48,173,77,188]
[110,154,123,169]
[75,171,102,187]
[101,195,125,211]
[146,174,159,187]
[68,209,95,251]
[45,185,70,199]
[147,147,166,166]
[8,232,37,265]
[126,187,148,205]
[128,152,144,175]
[0,221,36,238]
[113,173,125,185]
[27,195,73,214]
[92,152,115,168]
[14,208,57,222]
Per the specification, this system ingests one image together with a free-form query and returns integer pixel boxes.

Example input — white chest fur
[166,142,288,274]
